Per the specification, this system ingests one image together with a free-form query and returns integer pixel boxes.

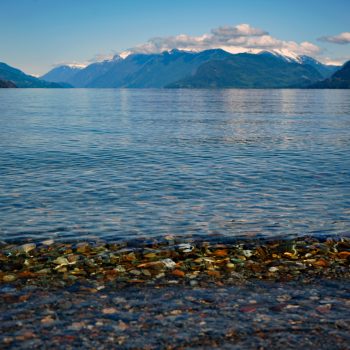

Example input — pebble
[314,259,328,267]
[118,320,128,331]
[338,251,350,259]
[142,269,152,276]
[277,294,291,302]
[213,249,228,257]
[76,243,89,253]
[3,337,14,344]
[172,269,185,277]
[207,270,221,278]
[178,243,193,252]
[0,236,348,289]
[243,250,253,258]
[102,307,118,314]
[41,316,54,324]
[53,257,70,266]
[316,303,332,313]
[69,322,85,330]
[144,253,157,259]
[20,243,36,254]
[16,331,35,340]
[3,274,17,282]
[42,239,54,246]
[161,258,176,269]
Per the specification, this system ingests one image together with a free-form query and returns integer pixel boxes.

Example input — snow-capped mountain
[257,50,338,77]
[40,49,340,88]
[257,49,304,63]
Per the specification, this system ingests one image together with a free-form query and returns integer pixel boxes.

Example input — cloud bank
[53,52,117,69]
[122,24,321,58]
[54,24,349,69]
[319,32,350,45]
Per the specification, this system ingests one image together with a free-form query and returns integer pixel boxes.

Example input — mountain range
[1,49,347,89]
[41,49,340,89]
[166,51,330,88]
[0,62,68,88]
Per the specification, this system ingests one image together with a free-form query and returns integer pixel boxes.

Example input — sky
[0,0,349,76]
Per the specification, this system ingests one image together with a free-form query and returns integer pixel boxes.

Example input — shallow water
[1,280,350,350]
[0,89,350,243]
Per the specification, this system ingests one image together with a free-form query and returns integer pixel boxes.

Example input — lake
[1,89,350,349]
[0,89,349,243]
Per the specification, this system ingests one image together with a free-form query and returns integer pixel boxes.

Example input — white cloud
[53,24,348,70]
[52,61,88,69]
[318,56,350,66]
[122,23,321,58]
[52,52,118,69]
[319,32,350,44]
[87,53,116,63]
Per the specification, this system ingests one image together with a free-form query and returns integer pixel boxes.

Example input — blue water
[0,89,349,242]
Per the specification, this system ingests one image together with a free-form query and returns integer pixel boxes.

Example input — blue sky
[0,0,349,75]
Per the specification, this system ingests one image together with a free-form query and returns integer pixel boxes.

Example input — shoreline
[1,235,349,288]
[2,235,349,348]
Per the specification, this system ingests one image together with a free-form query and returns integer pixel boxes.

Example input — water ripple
[0,89,349,242]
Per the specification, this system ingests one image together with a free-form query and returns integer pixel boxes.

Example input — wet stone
[3,274,17,282]
[0,235,348,288]
[20,243,36,254]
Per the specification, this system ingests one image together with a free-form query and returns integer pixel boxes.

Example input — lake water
[0,89,349,243]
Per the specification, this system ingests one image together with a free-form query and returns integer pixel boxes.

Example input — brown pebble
[3,337,14,344]
[316,304,332,314]
[172,269,185,277]
[144,253,157,259]
[314,259,328,267]
[19,294,30,302]
[118,320,128,331]
[102,307,117,314]
[76,243,89,253]
[18,271,37,278]
[16,331,35,340]
[3,274,17,282]
[128,279,145,283]
[41,316,54,324]
[207,270,221,278]
[124,252,136,261]
[338,251,350,259]
[213,249,228,257]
